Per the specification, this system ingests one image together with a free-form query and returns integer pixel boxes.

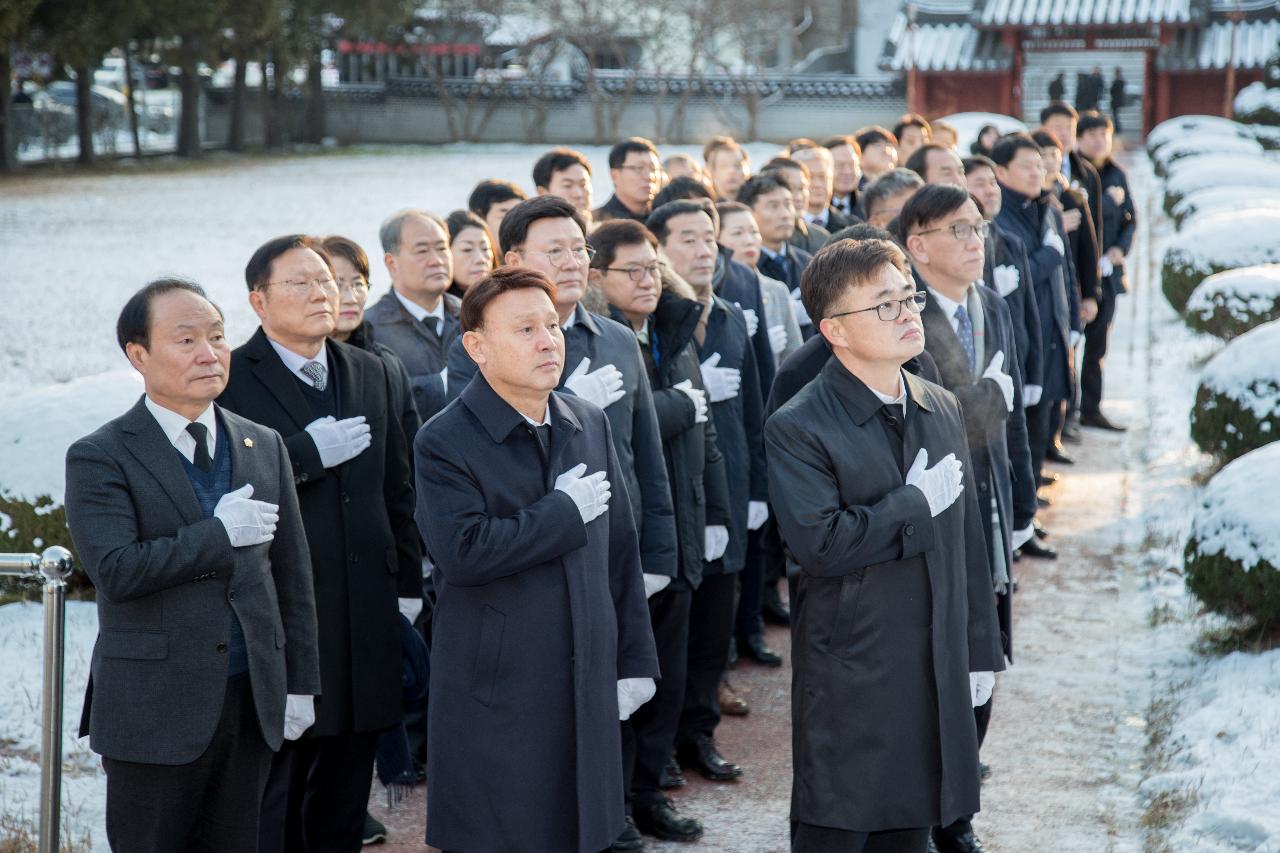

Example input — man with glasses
[365,209,460,423]
[898,186,1036,853]
[596,137,662,223]
[217,235,422,853]
[767,238,1002,853]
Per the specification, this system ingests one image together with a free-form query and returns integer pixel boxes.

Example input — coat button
[228,591,236,601]
[979,481,988,493]
[299,473,309,483]
[342,492,350,504]
[905,523,915,536]
[216,643,228,653]
[350,554,359,564]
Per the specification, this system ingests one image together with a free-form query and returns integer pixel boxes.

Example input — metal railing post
[0,546,74,853]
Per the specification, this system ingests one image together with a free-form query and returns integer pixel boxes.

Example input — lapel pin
[244,438,254,448]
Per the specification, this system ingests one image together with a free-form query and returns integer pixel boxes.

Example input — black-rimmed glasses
[828,291,927,322]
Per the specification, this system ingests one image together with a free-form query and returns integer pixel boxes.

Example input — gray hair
[863,168,925,218]
[379,209,448,254]
[791,145,833,170]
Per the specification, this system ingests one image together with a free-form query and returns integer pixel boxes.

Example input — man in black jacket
[595,137,662,223]
[217,235,422,853]
[745,172,815,337]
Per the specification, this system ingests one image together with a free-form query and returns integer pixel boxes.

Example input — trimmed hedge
[1189,320,1280,461]
[1185,546,1280,626]
[1185,265,1280,340]
[1160,211,1280,311]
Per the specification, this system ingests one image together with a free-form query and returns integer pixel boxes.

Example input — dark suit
[768,363,1003,836]
[984,220,1044,391]
[715,248,778,397]
[1083,157,1137,416]
[595,193,649,223]
[758,243,815,338]
[217,329,421,852]
[65,398,320,852]
[364,289,462,423]
[415,375,659,853]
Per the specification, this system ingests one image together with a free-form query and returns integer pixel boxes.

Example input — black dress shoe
[737,633,783,667]
[1080,411,1128,432]
[1046,446,1075,465]
[1037,494,1052,509]
[1034,521,1049,540]
[612,816,645,851]
[1039,472,1060,486]
[719,680,750,716]
[362,812,387,845]
[659,754,686,789]
[633,800,703,842]
[678,735,742,782]
[1020,539,1058,560]
[934,830,986,853]
[978,761,991,780]
[762,587,791,626]
[1061,421,1083,443]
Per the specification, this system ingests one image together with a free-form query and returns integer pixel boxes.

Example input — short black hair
[1076,110,1113,136]
[468,179,527,219]
[1031,128,1064,152]
[646,199,717,244]
[117,278,221,353]
[904,143,952,179]
[588,219,658,271]
[1039,102,1078,124]
[532,147,592,190]
[800,238,910,325]
[895,184,972,244]
[652,175,713,209]
[821,134,860,155]
[826,222,898,247]
[737,171,792,208]
[445,209,491,244]
[244,234,334,292]
[962,154,998,176]
[893,113,932,140]
[497,194,587,256]
[459,265,556,333]
[990,132,1041,167]
[855,126,897,151]
[608,137,658,170]
[321,235,370,280]
[763,156,809,179]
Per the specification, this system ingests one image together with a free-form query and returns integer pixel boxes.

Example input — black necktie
[186,422,213,473]
[535,424,552,455]
[422,316,441,337]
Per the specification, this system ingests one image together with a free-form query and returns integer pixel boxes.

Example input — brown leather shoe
[719,679,749,716]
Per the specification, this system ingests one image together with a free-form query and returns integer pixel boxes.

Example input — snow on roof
[1191,432,1280,569]
[1236,81,1280,117]
[1172,185,1280,224]
[1163,18,1280,71]
[975,0,1194,27]
[880,13,1011,72]
[1187,264,1280,326]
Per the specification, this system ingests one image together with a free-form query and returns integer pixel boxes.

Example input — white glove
[1069,330,1083,349]
[398,597,423,623]
[565,357,625,411]
[905,448,964,518]
[1042,228,1065,256]
[735,305,760,338]
[283,694,315,741]
[213,484,279,548]
[617,677,657,721]
[768,324,788,356]
[992,264,1020,298]
[970,672,995,707]
[671,379,709,424]
[304,415,372,468]
[1012,524,1035,550]
[439,365,448,392]
[704,524,730,561]
[700,353,741,403]
[554,462,611,524]
[1022,384,1043,408]
[790,288,812,327]
[982,350,1015,413]
[1099,256,1115,277]
[747,500,770,531]
[643,573,671,598]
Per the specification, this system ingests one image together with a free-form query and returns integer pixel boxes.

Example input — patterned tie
[185,422,213,473]
[954,304,976,373]
[300,360,327,391]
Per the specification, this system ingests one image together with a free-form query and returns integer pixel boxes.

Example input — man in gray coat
[65,279,320,852]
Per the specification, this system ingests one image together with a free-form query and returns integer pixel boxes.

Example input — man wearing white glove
[218,235,423,852]
[65,280,321,852]
[766,235,1003,850]
[415,266,659,853]
[565,356,626,410]
[991,263,1019,297]
[699,352,742,402]
[671,379,709,423]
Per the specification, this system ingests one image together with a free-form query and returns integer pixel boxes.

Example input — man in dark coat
[216,235,423,853]
[1048,72,1066,103]
[364,209,462,424]
[1077,110,1136,431]
[1042,104,1105,259]
[415,266,660,853]
[66,279,321,852]
[746,172,816,338]
[589,218,734,842]
[768,238,1003,852]
[900,186,1038,852]
[595,136,662,223]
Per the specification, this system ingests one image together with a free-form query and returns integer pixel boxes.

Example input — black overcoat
[766,362,1003,832]
[984,220,1045,390]
[415,376,660,853]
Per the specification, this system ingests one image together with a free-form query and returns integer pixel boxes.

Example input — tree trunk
[0,46,14,171]
[176,41,202,157]
[260,49,274,149]
[304,51,324,144]
[74,63,94,165]
[229,53,247,151]
[122,39,142,158]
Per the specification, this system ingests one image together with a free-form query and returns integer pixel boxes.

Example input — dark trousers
[628,579,693,809]
[933,695,994,844]
[103,676,270,853]
[735,526,769,639]
[792,822,930,852]
[1081,291,1117,415]
[257,729,378,853]
[678,571,737,745]
[1024,397,1057,483]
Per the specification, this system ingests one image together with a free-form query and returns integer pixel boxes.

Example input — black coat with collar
[217,328,421,736]
[414,376,659,853]
[364,289,462,423]
[1052,180,1102,304]
[757,242,813,296]
[715,248,778,398]
[1068,149,1105,250]
[767,361,1003,832]
[766,334,940,419]
[984,219,1045,391]
[1094,156,1137,296]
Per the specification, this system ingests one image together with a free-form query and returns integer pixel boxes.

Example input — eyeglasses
[603,262,665,282]
[619,164,660,178]
[335,278,369,296]
[913,221,990,242]
[518,245,596,268]
[264,277,338,295]
[828,291,927,322]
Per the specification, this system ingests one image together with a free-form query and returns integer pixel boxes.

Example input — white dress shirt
[144,395,216,464]
[521,405,552,427]
[927,286,968,336]
[394,288,445,327]
[868,370,908,413]
[268,337,330,388]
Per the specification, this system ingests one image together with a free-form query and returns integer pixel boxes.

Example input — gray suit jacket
[364,289,462,423]
[65,397,321,765]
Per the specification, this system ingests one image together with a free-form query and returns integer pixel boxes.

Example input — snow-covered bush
[1152,134,1263,177]
[1190,320,1280,461]
[1186,441,1280,624]
[1170,186,1280,228]
[1235,81,1280,126]
[1186,266,1280,340]
[1162,156,1280,215]
[1162,210,1280,311]
[1148,115,1248,153]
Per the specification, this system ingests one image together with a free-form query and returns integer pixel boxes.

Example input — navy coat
[714,248,778,398]
[415,375,659,853]
[1095,156,1137,296]
[984,220,1045,390]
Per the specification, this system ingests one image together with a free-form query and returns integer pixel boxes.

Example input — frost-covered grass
[1185,265,1280,340]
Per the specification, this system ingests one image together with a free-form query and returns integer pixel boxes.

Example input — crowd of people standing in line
[63,100,1136,853]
